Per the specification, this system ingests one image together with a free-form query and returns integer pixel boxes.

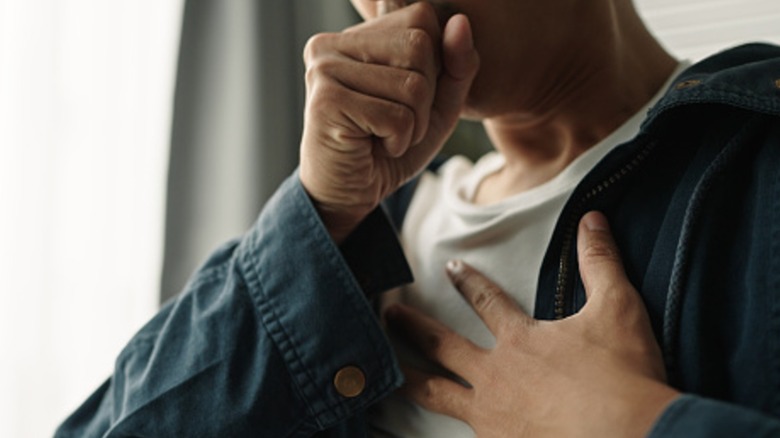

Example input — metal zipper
[554,140,659,319]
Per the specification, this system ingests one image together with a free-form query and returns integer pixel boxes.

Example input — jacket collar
[643,43,780,130]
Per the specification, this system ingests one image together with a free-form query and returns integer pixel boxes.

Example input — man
[57,0,780,436]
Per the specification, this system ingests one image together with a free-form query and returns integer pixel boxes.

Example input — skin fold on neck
[472,0,677,204]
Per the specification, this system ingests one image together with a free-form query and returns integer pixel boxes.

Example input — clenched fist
[299,2,480,242]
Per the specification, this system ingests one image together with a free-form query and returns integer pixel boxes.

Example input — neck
[474,1,677,204]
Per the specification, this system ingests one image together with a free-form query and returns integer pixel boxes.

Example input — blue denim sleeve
[55,172,410,437]
[648,395,780,437]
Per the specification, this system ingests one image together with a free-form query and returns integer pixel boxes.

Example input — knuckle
[402,28,434,58]
[304,68,323,91]
[306,79,337,102]
[303,32,335,64]
[407,2,439,28]
[582,239,621,263]
[304,66,317,86]
[472,285,501,312]
[305,56,338,82]
[400,71,429,100]
[388,103,415,128]
[306,86,343,119]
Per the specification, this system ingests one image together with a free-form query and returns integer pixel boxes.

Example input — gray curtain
[161,0,359,303]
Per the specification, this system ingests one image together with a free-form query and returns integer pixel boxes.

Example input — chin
[458,75,511,120]
[459,106,485,122]
[459,92,510,122]
[457,87,490,121]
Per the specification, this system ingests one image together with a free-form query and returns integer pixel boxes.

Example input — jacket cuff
[234,171,410,429]
[648,394,780,437]
[340,205,414,297]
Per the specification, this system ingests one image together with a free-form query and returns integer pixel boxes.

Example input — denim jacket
[57,44,780,437]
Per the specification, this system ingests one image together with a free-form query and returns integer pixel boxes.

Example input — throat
[472,157,572,205]
[472,170,537,205]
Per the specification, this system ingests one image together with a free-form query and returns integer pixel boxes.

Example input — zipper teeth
[554,141,658,319]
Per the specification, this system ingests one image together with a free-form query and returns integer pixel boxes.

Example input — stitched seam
[771,146,780,414]
[233,179,325,429]
[663,115,761,383]
[243,243,323,428]
[299,186,401,422]
[645,92,780,130]
[243,181,399,428]
[673,85,780,108]
[655,96,780,118]
[688,83,780,101]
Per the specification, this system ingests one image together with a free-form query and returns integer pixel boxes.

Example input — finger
[399,365,472,420]
[440,14,480,89]
[577,211,639,312]
[385,303,482,377]
[330,27,439,80]
[306,80,415,157]
[352,1,443,44]
[310,57,434,146]
[341,2,441,80]
[445,260,533,338]
[414,13,479,154]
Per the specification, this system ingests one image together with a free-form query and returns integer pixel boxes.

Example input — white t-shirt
[368,63,688,438]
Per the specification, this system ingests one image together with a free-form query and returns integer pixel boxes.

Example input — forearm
[56,172,411,437]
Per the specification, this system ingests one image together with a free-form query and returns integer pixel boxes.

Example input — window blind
[636,0,780,60]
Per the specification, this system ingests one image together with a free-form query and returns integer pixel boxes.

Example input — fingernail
[583,211,609,231]
[446,259,464,276]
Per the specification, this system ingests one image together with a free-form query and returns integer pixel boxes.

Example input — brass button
[333,366,366,398]
[675,79,702,90]
[775,78,780,89]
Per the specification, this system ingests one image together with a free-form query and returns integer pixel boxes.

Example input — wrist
[313,201,373,244]
[615,379,681,438]
[299,170,377,244]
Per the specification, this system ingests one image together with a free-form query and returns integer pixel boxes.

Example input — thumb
[577,211,636,308]
[423,14,479,145]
